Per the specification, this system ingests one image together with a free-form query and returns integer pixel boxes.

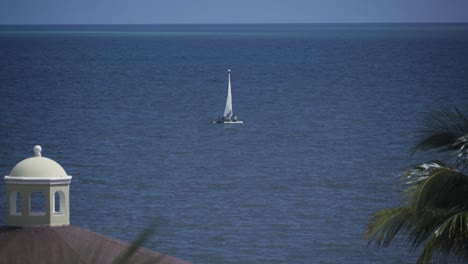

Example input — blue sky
[1,0,467,24]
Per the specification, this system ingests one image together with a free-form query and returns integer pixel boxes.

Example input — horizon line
[1,21,468,26]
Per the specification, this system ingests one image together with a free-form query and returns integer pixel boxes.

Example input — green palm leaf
[418,211,468,264]
[366,161,468,262]
[365,207,416,247]
[411,107,468,168]
[413,168,468,211]
[366,107,468,263]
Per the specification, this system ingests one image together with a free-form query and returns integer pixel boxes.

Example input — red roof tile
[0,225,190,264]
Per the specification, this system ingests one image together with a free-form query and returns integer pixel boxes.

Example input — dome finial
[34,145,42,157]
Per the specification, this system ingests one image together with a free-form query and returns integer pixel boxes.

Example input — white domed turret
[4,146,72,227]
[9,146,67,178]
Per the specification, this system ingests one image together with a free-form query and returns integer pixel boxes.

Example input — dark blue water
[1,24,468,263]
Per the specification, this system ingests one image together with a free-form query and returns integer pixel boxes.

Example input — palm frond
[453,135,468,168]
[367,161,468,256]
[400,160,468,211]
[113,221,162,264]
[400,161,449,203]
[414,168,468,211]
[411,107,468,167]
[401,160,447,185]
[365,207,449,249]
[407,209,454,250]
[410,133,458,152]
[418,211,468,264]
[365,207,416,247]
[366,107,468,262]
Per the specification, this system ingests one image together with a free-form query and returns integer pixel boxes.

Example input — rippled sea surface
[1,24,468,263]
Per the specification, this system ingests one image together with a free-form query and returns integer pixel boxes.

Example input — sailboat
[212,69,243,124]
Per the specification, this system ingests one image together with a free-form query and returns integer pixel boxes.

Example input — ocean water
[1,24,468,263]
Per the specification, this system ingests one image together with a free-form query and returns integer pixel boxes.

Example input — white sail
[211,69,242,124]
[223,69,233,117]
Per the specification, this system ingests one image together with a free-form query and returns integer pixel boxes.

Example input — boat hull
[211,120,243,124]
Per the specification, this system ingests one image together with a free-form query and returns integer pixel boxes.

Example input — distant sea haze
[1,24,467,263]
[1,22,468,36]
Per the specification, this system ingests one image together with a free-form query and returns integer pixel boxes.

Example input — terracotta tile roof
[0,225,190,264]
